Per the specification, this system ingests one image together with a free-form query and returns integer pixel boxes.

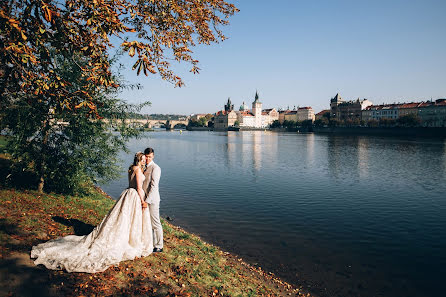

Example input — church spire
[252,91,262,117]
[253,90,262,104]
[224,97,234,112]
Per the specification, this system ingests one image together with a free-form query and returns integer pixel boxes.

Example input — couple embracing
[31,148,163,273]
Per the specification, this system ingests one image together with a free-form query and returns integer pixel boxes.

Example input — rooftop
[215,110,236,116]
[364,100,446,110]
[316,109,330,115]
[239,111,254,117]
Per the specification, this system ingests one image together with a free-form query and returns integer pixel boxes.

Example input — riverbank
[0,187,307,297]
[186,126,213,131]
[0,155,311,296]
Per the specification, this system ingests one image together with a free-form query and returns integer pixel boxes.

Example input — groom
[143,147,163,252]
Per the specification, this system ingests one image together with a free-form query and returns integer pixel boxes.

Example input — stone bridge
[123,119,189,130]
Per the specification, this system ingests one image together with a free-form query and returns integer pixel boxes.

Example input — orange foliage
[0,0,238,116]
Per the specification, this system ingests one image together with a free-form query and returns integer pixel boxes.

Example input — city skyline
[115,0,446,115]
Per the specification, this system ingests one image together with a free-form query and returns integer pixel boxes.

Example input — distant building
[239,101,249,111]
[337,99,372,120]
[315,109,330,120]
[278,109,291,124]
[278,107,315,123]
[361,99,446,127]
[262,108,279,126]
[362,104,400,122]
[214,92,278,130]
[398,102,421,117]
[283,110,298,122]
[237,110,256,127]
[297,107,315,122]
[251,92,263,127]
[330,93,372,120]
[330,93,344,119]
[418,99,446,127]
[214,98,236,130]
[189,114,207,121]
[224,98,234,112]
[214,110,237,131]
[236,92,278,128]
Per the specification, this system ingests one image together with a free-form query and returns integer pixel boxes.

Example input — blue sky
[115,0,446,115]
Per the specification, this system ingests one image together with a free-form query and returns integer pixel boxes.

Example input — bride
[31,152,153,273]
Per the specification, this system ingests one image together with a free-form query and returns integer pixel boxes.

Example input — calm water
[100,131,446,297]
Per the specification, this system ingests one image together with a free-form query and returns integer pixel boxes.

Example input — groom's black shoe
[153,248,163,253]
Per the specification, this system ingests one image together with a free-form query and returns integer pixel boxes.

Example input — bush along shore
[0,159,313,297]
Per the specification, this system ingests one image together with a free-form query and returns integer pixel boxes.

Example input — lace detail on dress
[30,169,152,273]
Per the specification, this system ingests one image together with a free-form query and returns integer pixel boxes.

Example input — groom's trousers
[148,202,163,249]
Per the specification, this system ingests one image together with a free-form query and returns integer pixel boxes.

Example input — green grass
[0,135,7,153]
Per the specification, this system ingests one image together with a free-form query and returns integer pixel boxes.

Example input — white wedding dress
[31,170,153,273]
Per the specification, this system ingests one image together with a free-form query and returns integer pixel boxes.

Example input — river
[100,131,446,297]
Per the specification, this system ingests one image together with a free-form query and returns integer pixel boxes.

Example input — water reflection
[327,136,360,180]
[357,137,370,178]
[252,131,262,171]
[327,135,446,187]
[443,139,446,175]
[99,131,446,297]
[305,133,315,165]
[224,131,279,175]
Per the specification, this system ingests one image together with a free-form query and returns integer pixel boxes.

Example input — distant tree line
[271,119,313,129]
[119,113,188,120]
[313,113,422,128]
[147,114,188,121]
[269,112,423,130]
[187,114,214,128]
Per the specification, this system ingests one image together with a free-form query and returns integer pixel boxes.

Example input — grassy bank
[0,136,7,154]
[0,153,311,296]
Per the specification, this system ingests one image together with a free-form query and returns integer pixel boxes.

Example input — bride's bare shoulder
[129,166,142,174]
[135,166,145,175]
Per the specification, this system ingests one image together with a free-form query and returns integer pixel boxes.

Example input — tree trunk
[37,175,45,193]
[37,113,51,193]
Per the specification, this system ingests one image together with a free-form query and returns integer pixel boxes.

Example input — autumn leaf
[129,46,135,57]
[1,0,238,120]
[75,101,86,109]
[132,60,140,71]
[137,60,143,75]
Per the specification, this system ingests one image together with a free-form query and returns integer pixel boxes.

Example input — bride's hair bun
[129,152,145,172]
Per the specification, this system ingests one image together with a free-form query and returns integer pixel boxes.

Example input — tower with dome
[214,91,279,130]
[251,91,263,127]
[239,101,249,111]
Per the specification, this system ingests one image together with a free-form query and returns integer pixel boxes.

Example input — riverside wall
[312,126,446,137]
[186,126,213,131]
